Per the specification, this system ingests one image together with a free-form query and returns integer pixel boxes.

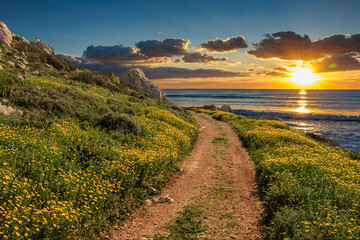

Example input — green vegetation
[154,206,208,240]
[0,39,197,239]
[193,109,360,240]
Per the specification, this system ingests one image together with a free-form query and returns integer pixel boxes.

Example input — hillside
[0,23,197,239]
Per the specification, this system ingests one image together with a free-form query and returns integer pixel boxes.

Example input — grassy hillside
[193,109,360,240]
[0,37,197,239]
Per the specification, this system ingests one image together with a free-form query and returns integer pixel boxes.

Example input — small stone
[144,199,152,206]
[7,61,15,67]
[15,60,26,69]
[164,195,174,203]
[149,187,157,193]
[17,74,24,80]
[152,197,159,203]
[45,63,54,68]
[19,51,26,58]
[32,71,39,75]
[63,74,68,79]
[0,65,3,70]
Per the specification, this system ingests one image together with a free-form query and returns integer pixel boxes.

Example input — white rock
[164,195,174,203]
[120,68,165,100]
[7,61,15,67]
[30,38,54,55]
[15,60,26,69]
[45,63,54,68]
[19,51,26,58]
[220,104,232,113]
[0,21,13,46]
[0,102,22,115]
[144,199,152,206]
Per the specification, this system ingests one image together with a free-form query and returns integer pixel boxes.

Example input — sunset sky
[1,0,360,89]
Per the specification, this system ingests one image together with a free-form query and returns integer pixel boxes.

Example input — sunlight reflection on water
[293,90,311,113]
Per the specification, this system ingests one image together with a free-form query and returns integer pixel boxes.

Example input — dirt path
[109,113,263,240]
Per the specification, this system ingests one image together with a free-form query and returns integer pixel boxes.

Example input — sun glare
[288,67,320,86]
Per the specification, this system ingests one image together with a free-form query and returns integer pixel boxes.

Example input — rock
[45,63,54,68]
[149,187,157,193]
[63,74,68,79]
[17,74,24,80]
[152,197,159,203]
[32,70,39,75]
[120,68,165,100]
[220,104,232,113]
[15,60,26,69]
[30,38,54,55]
[0,102,22,115]
[144,199,152,206]
[0,65,2,70]
[19,51,26,58]
[164,195,174,203]
[7,61,15,67]
[0,21,13,46]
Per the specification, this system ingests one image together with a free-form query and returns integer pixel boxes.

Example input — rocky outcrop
[0,21,13,46]
[120,68,165,100]
[30,38,54,55]
[220,104,232,112]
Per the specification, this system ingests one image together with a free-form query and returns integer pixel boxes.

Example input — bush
[97,112,141,135]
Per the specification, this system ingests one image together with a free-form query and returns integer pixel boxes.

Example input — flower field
[193,109,360,240]
[0,107,196,239]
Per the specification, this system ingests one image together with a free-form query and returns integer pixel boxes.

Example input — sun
[288,67,320,86]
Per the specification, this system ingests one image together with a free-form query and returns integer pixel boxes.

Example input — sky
[1,0,360,89]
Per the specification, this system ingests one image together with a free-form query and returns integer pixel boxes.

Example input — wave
[232,109,360,122]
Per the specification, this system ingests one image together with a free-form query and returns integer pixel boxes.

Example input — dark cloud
[257,70,290,78]
[247,31,317,60]
[274,66,290,72]
[198,35,248,52]
[313,53,360,73]
[313,34,360,55]
[182,52,227,64]
[247,68,255,72]
[135,38,190,57]
[247,31,360,61]
[59,54,248,79]
[82,45,169,65]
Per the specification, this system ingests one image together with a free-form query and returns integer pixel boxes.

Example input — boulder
[120,68,165,100]
[0,21,13,46]
[220,104,232,113]
[30,38,54,55]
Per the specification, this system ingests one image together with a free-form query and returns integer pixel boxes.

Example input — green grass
[194,109,360,240]
[153,206,208,240]
[0,39,198,239]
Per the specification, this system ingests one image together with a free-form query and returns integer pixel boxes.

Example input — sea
[164,89,360,152]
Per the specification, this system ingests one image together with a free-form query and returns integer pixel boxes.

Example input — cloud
[312,34,360,55]
[313,52,360,73]
[257,70,290,78]
[135,38,190,57]
[182,52,227,64]
[247,31,317,60]
[247,31,360,61]
[59,54,248,79]
[198,35,248,52]
[274,66,290,72]
[82,45,169,65]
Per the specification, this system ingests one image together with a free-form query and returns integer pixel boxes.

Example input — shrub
[97,112,141,135]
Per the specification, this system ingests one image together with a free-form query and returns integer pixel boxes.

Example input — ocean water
[165,89,360,152]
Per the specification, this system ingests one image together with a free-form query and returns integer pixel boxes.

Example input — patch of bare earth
[109,113,263,240]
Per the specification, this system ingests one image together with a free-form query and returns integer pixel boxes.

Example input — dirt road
[109,113,263,239]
